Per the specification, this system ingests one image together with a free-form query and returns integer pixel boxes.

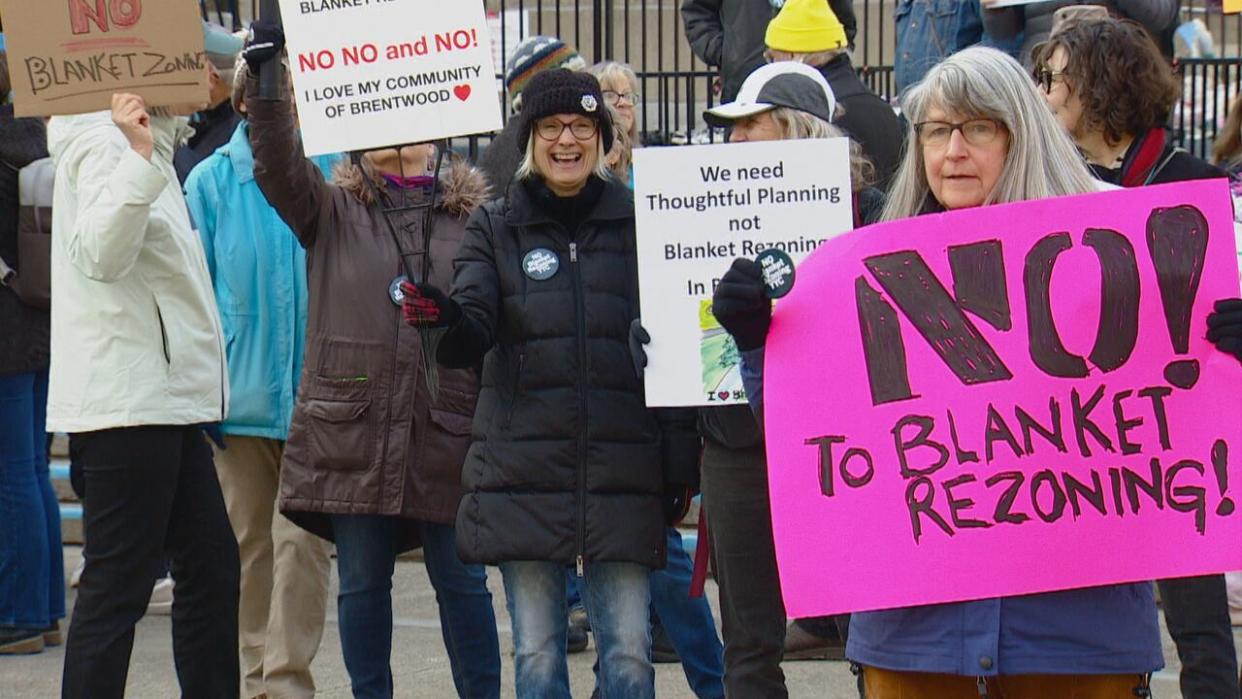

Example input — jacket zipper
[568,240,587,577]
[505,350,525,428]
[154,300,171,365]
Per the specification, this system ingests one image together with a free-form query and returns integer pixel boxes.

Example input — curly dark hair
[1031,18,1180,146]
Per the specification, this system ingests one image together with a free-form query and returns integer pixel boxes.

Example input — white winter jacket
[46,112,228,432]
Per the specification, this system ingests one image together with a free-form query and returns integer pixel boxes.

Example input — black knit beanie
[515,70,615,155]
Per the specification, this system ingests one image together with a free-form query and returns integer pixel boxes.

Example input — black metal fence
[203,0,1242,159]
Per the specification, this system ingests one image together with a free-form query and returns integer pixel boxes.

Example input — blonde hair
[881,46,1097,221]
[764,48,847,67]
[515,131,613,182]
[589,61,642,145]
[606,104,633,179]
[768,107,874,191]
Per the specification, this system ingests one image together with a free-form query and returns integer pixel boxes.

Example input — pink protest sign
[764,180,1242,617]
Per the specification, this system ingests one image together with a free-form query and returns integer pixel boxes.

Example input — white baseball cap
[704,61,837,127]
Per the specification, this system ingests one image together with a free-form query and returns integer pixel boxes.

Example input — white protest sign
[634,138,854,407]
[280,0,503,156]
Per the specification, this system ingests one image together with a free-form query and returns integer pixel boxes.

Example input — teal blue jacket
[184,121,341,439]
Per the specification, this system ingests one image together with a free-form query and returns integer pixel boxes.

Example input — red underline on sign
[42,82,201,101]
[61,38,151,53]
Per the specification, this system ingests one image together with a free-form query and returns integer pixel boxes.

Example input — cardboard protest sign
[764,180,1242,617]
[0,0,210,117]
[633,139,854,407]
[280,0,502,156]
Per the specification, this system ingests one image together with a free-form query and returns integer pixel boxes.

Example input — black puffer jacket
[438,176,695,569]
[682,0,858,103]
[0,108,51,376]
[818,55,904,192]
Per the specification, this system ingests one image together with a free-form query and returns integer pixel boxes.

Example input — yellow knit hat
[765,0,848,54]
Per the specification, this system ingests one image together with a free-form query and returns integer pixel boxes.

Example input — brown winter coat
[246,74,489,548]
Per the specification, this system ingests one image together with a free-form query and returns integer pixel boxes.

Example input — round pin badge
[755,249,795,299]
[523,248,560,281]
[388,275,409,306]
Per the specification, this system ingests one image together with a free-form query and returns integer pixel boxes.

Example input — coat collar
[504,175,633,228]
[226,121,257,184]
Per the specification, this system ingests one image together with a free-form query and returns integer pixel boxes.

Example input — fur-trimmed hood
[331,156,491,217]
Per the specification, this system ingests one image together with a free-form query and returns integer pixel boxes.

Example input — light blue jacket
[184,121,341,439]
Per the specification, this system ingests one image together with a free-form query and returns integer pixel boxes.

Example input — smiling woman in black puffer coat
[403,69,699,699]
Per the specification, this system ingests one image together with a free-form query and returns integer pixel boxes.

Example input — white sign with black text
[280,0,503,155]
[633,138,855,407]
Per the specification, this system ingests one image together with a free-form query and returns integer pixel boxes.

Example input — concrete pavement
[0,545,1229,697]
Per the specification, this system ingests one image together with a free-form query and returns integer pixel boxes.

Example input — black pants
[1158,575,1240,699]
[701,440,788,698]
[62,425,240,699]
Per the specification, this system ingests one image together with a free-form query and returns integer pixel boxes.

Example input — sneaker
[568,616,589,654]
[69,559,84,589]
[567,602,590,653]
[569,603,590,633]
[42,621,62,647]
[651,619,679,663]
[147,577,174,616]
[782,620,845,661]
[0,627,45,655]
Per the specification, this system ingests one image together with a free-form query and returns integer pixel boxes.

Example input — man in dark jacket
[0,69,64,655]
[174,22,245,184]
[682,0,858,103]
[764,0,904,190]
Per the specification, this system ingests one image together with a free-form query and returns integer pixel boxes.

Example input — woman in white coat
[47,93,239,699]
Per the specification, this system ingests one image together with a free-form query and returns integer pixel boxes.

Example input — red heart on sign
[454,85,471,101]
[718,391,729,400]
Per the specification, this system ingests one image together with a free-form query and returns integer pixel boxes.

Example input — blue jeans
[651,528,724,699]
[0,369,64,629]
[503,560,653,699]
[330,515,499,699]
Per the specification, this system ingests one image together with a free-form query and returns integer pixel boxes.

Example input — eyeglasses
[535,118,598,142]
[914,119,1005,149]
[1033,68,1067,93]
[602,90,640,107]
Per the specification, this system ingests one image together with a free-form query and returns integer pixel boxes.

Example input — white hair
[881,46,1097,221]
[515,131,613,182]
[767,107,874,189]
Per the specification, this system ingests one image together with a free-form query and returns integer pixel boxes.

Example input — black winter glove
[1207,298,1242,364]
[628,319,650,381]
[658,407,702,526]
[242,21,285,74]
[401,281,462,328]
[712,258,771,352]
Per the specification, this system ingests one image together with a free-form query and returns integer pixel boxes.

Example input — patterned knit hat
[505,36,585,99]
[515,70,614,155]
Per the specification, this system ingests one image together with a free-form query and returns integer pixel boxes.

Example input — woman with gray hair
[713,47,1168,697]
[697,60,881,696]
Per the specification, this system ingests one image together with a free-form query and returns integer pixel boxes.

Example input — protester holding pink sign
[709,47,1242,697]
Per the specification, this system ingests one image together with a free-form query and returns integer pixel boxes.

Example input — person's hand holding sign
[712,258,772,352]
[111,93,154,162]
[400,281,462,328]
[242,20,286,74]
[1207,298,1242,364]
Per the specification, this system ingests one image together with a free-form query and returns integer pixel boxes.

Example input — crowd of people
[3,0,1242,697]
